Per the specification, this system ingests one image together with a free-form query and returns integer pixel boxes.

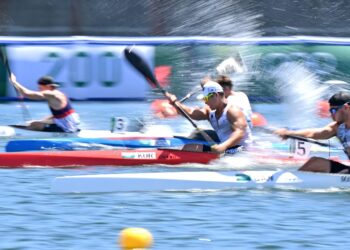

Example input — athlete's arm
[165,92,209,120]
[274,121,338,140]
[10,73,45,100]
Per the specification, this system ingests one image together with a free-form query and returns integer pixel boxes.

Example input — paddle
[178,85,203,103]
[256,126,335,148]
[0,47,31,121]
[124,47,216,145]
[151,55,245,118]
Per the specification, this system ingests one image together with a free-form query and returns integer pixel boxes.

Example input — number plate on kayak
[121,152,157,159]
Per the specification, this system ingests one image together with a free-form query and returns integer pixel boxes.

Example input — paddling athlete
[10,74,80,133]
[275,91,350,174]
[166,81,252,154]
[215,75,253,129]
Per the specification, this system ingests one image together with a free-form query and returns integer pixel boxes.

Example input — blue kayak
[5,136,211,152]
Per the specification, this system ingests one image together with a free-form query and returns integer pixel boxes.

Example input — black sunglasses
[329,102,349,115]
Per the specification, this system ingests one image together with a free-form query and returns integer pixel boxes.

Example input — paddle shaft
[179,55,244,103]
[124,48,215,144]
[257,126,334,148]
[0,47,31,121]
[178,87,202,103]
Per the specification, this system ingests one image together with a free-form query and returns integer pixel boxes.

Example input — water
[0,101,349,250]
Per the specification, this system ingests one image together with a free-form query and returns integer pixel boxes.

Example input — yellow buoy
[119,227,153,249]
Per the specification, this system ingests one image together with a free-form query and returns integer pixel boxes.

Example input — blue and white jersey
[208,105,252,147]
[336,123,350,158]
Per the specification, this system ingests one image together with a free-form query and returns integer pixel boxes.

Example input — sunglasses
[329,104,345,115]
[203,93,215,102]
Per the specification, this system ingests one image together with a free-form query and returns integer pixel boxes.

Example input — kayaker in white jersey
[166,81,252,154]
[275,91,350,174]
[215,75,253,129]
[10,73,80,133]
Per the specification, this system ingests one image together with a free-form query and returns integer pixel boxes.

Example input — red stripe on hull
[0,149,219,168]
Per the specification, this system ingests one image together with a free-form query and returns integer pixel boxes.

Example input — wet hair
[328,91,350,106]
[216,75,233,88]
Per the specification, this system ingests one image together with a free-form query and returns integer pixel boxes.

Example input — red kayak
[0,149,219,168]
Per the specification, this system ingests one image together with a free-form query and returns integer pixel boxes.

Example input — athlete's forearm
[287,128,333,140]
[11,81,44,100]
[172,101,207,120]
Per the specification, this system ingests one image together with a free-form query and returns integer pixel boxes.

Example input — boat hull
[51,170,350,193]
[5,136,209,152]
[0,149,219,168]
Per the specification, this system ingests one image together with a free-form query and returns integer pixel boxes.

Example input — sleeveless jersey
[336,123,350,158]
[208,105,252,147]
[49,99,80,133]
[49,100,75,118]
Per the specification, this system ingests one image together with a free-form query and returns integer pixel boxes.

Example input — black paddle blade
[0,47,11,75]
[124,48,159,89]
[124,48,215,142]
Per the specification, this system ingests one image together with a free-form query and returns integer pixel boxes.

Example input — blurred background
[0,0,349,103]
[0,0,348,37]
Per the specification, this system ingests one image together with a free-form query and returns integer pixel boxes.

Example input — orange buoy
[119,227,153,249]
[251,112,267,127]
[317,100,330,118]
[150,99,178,118]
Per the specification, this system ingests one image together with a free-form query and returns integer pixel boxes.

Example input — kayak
[5,136,210,152]
[0,149,219,168]
[51,170,350,193]
[0,125,145,139]
[1,124,176,139]
[5,136,342,156]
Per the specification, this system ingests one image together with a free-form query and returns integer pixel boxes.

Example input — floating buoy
[119,227,153,249]
[150,99,178,118]
[317,100,330,118]
[251,112,267,127]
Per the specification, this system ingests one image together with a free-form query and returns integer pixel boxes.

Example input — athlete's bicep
[312,122,338,139]
[227,106,247,131]
[323,122,338,136]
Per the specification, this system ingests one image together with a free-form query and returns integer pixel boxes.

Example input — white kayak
[51,170,350,193]
[0,124,177,139]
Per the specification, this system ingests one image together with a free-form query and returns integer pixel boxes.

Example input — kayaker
[274,91,350,174]
[215,75,253,129]
[9,73,80,133]
[166,81,252,154]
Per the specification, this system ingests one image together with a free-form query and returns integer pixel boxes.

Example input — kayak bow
[51,170,350,193]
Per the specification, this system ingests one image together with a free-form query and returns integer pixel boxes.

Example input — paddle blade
[216,55,245,75]
[150,99,178,118]
[0,47,11,75]
[317,100,330,118]
[251,112,267,127]
[124,48,159,88]
[154,65,171,88]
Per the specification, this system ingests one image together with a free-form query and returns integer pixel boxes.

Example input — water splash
[147,0,263,94]
[273,62,325,127]
[161,0,263,37]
